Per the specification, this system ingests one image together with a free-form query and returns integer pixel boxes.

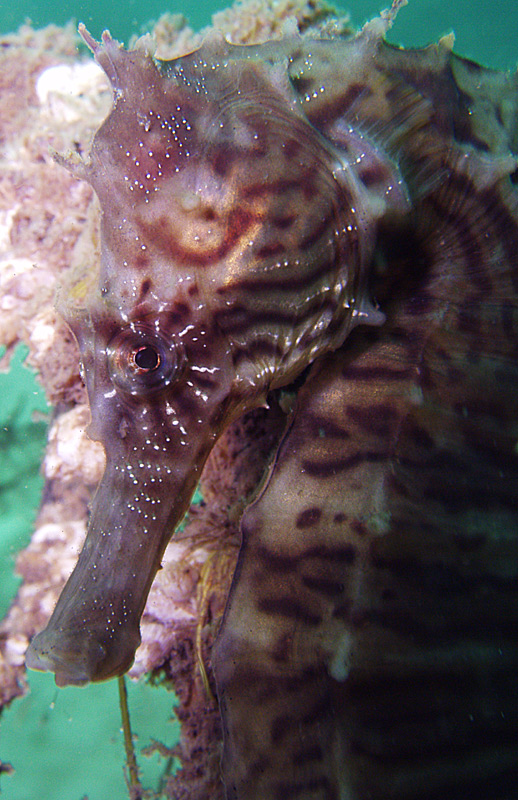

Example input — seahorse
[26,2,518,797]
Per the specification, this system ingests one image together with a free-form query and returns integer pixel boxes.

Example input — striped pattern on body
[26,14,518,798]
[214,35,518,800]
[79,34,392,394]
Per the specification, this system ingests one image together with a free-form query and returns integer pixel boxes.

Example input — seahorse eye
[107,325,179,396]
[133,344,160,371]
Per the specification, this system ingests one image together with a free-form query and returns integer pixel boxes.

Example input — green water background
[0,1,516,798]
[1,0,518,69]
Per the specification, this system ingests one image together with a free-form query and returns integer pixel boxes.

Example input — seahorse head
[26,28,403,685]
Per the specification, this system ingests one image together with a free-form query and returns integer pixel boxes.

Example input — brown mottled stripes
[216,334,518,798]
[214,79,518,798]
[285,36,518,161]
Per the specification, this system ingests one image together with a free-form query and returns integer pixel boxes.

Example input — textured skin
[26,3,518,798]
[215,33,518,800]
[25,15,401,687]
[216,177,518,798]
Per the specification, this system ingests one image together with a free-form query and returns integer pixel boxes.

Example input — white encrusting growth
[36,61,108,123]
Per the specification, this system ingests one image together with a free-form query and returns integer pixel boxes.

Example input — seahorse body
[26,5,518,798]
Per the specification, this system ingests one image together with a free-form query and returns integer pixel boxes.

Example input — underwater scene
[0,0,517,798]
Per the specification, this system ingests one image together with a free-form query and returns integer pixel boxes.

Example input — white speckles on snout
[112,411,189,527]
